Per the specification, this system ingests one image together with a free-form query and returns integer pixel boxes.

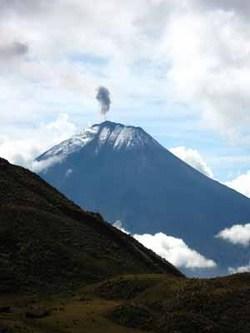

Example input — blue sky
[0,0,250,194]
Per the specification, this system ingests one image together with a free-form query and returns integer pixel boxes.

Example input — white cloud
[225,171,250,198]
[134,232,216,269]
[113,222,216,269]
[195,0,250,17]
[0,113,76,168]
[31,155,64,173]
[113,220,129,234]
[0,0,250,173]
[216,223,250,246]
[1,0,250,140]
[228,262,250,274]
[170,146,213,178]
[164,3,250,140]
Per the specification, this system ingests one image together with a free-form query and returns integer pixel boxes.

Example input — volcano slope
[35,121,250,275]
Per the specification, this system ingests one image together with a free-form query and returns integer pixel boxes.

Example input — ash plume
[96,86,111,115]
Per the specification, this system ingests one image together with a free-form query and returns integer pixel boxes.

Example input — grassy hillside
[0,157,182,294]
[0,273,249,332]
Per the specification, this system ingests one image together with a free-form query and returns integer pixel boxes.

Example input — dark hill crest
[0,157,182,294]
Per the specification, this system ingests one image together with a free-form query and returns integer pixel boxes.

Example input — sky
[0,0,250,195]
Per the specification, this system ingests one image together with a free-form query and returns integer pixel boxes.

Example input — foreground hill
[1,273,249,332]
[35,121,250,275]
[0,157,182,294]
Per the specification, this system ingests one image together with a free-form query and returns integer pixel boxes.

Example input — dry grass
[1,273,249,333]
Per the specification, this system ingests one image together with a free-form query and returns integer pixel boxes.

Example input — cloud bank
[1,1,250,137]
[134,232,216,269]
[31,155,65,173]
[169,146,250,198]
[170,146,214,178]
[0,114,76,168]
[225,171,250,198]
[228,262,250,274]
[216,223,250,246]
[0,0,250,184]
[113,222,216,269]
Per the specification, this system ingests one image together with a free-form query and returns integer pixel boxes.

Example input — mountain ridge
[0,157,183,294]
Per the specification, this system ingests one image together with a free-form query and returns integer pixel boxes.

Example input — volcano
[35,121,250,275]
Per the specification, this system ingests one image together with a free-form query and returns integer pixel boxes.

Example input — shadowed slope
[0,158,182,294]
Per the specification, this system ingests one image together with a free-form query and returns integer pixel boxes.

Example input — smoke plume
[96,86,111,115]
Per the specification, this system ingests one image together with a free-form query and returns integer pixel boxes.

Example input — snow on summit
[96,121,159,150]
[33,121,160,172]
